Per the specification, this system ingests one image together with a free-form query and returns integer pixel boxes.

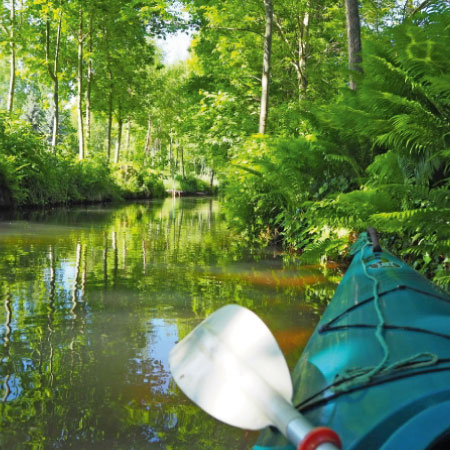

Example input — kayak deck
[255,236,450,450]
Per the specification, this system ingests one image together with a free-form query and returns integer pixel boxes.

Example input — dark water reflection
[0,198,339,449]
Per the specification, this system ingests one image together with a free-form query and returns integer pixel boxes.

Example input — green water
[0,198,338,449]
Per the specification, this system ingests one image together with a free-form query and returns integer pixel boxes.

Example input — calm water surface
[0,198,339,449]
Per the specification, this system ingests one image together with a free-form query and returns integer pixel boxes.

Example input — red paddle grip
[297,426,342,450]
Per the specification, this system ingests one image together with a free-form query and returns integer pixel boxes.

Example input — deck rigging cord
[295,360,450,413]
[293,230,449,413]
[321,231,439,394]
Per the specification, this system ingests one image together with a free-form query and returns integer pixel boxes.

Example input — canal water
[0,198,339,449]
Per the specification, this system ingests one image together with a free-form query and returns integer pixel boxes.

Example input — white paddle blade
[169,304,293,430]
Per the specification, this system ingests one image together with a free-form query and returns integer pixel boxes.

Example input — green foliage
[223,134,352,237]
[175,174,213,194]
[222,5,450,287]
[317,6,450,174]
[68,159,120,203]
[112,163,166,199]
[0,155,23,206]
[0,114,168,207]
[0,113,53,206]
[302,8,450,285]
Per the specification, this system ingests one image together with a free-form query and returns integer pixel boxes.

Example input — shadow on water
[0,198,340,449]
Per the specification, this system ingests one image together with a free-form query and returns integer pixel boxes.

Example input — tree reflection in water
[0,198,339,449]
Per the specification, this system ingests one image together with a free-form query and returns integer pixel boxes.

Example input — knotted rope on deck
[332,232,439,393]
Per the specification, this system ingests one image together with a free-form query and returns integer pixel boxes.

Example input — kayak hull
[255,239,450,449]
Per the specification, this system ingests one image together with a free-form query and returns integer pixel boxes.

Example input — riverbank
[0,117,215,210]
[0,132,213,210]
[0,157,165,209]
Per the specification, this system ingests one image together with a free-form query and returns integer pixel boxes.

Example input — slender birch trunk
[46,12,62,151]
[175,139,179,173]
[52,15,62,150]
[114,116,122,164]
[7,0,15,114]
[85,15,93,149]
[125,121,131,151]
[258,0,273,134]
[107,91,113,160]
[180,145,185,179]
[344,0,362,90]
[169,132,173,174]
[152,137,159,166]
[106,29,113,161]
[298,8,310,93]
[77,7,85,160]
[169,131,174,193]
[154,127,162,164]
[144,112,152,157]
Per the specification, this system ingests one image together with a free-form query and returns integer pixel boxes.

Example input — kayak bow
[255,231,450,450]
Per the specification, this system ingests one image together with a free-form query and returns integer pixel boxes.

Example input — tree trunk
[7,0,15,114]
[169,132,173,174]
[175,139,179,173]
[144,112,152,157]
[152,137,159,165]
[107,93,113,160]
[125,121,131,151]
[51,15,62,150]
[298,8,310,94]
[106,70,113,160]
[77,7,85,160]
[114,116,122,164]
[169,131,174,193]
[85,15,93,150]
[155,127,162,164]
[180,144,185,179]
[344,0,362,90]
[258,0,273,134]
[106,29,113,161]
[46,12,62,151]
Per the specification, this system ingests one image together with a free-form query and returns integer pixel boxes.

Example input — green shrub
[223,136,351,240]
[0,113,52,206]
[69,159,120,203]
[113,163,165,199]
[0,114,122,207]
[0,155,23,206]
[175,174,212,194]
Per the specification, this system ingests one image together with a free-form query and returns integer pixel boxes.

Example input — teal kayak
[255,231,450,450]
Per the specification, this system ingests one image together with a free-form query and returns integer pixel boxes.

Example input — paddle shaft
[262,391,339,450]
